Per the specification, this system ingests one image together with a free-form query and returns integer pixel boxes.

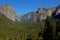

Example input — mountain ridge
[0,4,60,22]
[0,4,20,22]
[20,5,60,22]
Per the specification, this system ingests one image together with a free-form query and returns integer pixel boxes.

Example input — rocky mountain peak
[0,4,20,22]
[20,5,60,22]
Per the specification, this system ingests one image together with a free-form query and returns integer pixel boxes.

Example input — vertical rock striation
[0,4,20,21]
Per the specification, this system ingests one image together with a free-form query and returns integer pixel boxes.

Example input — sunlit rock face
[20,5,60,22]
[56,8,60,15]
[37,8,48,21]
[0,4,19,21]
[47,8,54,17]
[1,4,59,22]
[20,8,48,22]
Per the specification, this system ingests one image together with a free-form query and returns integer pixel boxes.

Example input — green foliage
[0,13,41,40]
[0,13,60,40]
[43,17,53,40]
[43,17,60,40]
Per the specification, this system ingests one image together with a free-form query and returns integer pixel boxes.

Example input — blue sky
[0,0,60,14]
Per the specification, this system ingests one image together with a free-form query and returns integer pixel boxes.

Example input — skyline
[0,0,60,14]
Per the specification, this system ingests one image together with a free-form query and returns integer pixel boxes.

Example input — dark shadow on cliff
[52,8,60,19]
[55,14,60,19]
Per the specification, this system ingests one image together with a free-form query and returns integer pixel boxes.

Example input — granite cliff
[0,4,60,22]
[21,5,60,22]
[0,4,20,22]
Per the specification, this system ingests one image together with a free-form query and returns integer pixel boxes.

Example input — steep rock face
[37,8,48,21]
[0,4,19,21]
[47,8,55,17]
[20,5,60,22]
[56,8,60,15]
[52,7,60,19]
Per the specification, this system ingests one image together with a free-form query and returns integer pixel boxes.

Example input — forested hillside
[0,12,60,40]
